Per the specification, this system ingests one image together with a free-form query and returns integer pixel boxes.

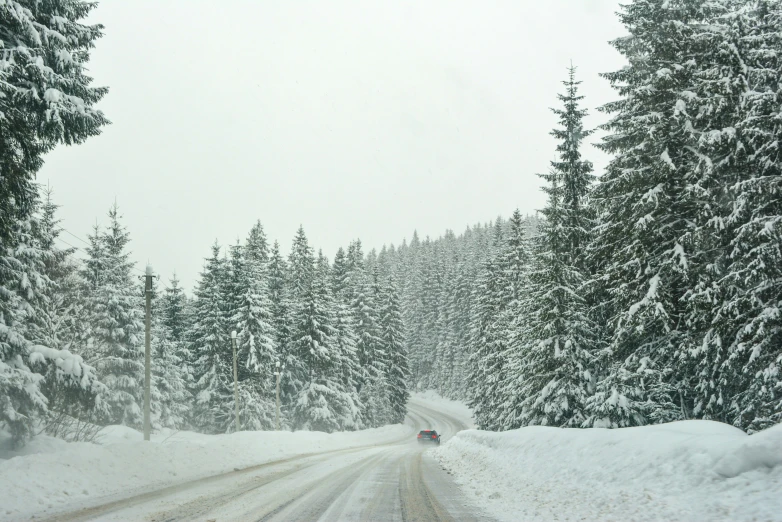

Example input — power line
[54,233,171,292]
[62,229,91,247]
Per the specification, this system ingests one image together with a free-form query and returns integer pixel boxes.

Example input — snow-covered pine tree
[402,231,427,386]
[288,226,315,304]
[28,187,84,356]
[379,277,410,424]
[245,220,270,264]
[503,68,597,429]
[331,246,364,429]
[291,252,354,432]
[268,240,294,421]
[30,188,104,437]
[433,258,457,397]
[161,274,189,344]
[190,242,234,433]
[450,256,476,400]
[150,329,190,430]
[147,276,190,431]
[673,0,753,425]
[704,0,782,432]
[156,274,194,428]
[346,242,388,426]
[484,210,530,429]
[224,241,245,339]
[79,223,105,362]
[467,219,507,430]
[1,191,101,446]
[0,0,108,249]
[285,228,317,415]
[584,0,720,427]
[412,238,440,390]
[231,224,277,430]
[85,204,144,428]
[331,247,351,297]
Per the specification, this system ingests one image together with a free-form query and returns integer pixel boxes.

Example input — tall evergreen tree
[190,242,233,433]
[288,226,315,304]
[148,277,190,430]
[268,240,294,418]
[1,190,100,446]
[231,225,277,429]
[0,0,108,248]
[87,204,144,428]
[291,252,354,432]
[696,0,782,431]
[467,219,507,430]
[379,277,410,424]
[503,68,597,429]
[584,0,721,427]
[161,274,188,344]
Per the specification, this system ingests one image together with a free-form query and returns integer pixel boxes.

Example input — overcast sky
[41,0,626,291]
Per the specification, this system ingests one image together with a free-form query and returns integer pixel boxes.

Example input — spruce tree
[584,0,720,427]
[291,252,352,432]
[147,277,190,430]
[700,0,782,431]
[0,0,108,248]
[30,188,103,434]
[288,226,315,304]
[161,274,188,344]
[29,187,84,355]
[285,227,317,415]
[503,69,597,429]
[87,204,144,428]
[467,219,506,430]
[245,220,270,264]
[231,225,277,429]
[331,246,364,429]
[379,277,410,424]
[268,240,294,419]
[1,191,100,446]
[190,242,233,433]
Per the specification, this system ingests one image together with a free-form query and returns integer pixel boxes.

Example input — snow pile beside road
[433,421,782,521]
[0,423,411,520]
[410,390,475,428]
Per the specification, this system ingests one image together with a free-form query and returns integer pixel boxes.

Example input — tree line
[395,0,781,434]
[2,190,412,445]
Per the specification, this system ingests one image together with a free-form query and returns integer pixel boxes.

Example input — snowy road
[36,399,490,522]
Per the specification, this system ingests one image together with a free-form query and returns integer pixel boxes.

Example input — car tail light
[432,435,437,438]
[417,434,421,438]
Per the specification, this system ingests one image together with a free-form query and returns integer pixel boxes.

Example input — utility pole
[143,265,153,441]
[231,330,240,432]
[275,361,281,431]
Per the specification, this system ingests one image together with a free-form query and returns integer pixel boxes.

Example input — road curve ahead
[42,400,492,522]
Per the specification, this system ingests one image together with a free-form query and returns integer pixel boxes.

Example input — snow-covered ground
[433,420,782,521]
[0,422,411,520]
[5,393,779,522]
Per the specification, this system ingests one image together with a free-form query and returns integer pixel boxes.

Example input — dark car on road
[417,430,441,445]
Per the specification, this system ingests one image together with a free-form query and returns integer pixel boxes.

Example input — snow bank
[433,421,782,521]
[410,390,476,428]
[0,423,411,520]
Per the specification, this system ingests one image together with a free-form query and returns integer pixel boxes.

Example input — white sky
[41,0,626,291]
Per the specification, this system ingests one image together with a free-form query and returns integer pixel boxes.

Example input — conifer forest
[2,0,781,450]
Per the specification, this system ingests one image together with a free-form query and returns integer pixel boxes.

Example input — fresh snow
[410,390,476,428]
[433,421,782,521]
[0,423,411,520]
